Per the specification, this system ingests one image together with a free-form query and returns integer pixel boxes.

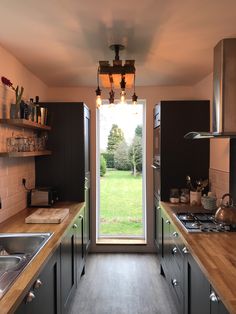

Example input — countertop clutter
[161,201,236,314]
[0,202,84,314]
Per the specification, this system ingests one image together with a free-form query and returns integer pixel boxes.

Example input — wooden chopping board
[25,208,70,224]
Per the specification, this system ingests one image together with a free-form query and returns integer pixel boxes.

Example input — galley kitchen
[0,1,236,314]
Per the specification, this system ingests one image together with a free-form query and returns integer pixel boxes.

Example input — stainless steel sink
[0,233,51,255]
[0,256,23,272]
[0,232,52,299]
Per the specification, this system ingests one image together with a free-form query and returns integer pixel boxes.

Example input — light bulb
[120,90,126,104]
[96,95,102,109]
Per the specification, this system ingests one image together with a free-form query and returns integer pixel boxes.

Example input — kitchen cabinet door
[60,225,76,314]
[15,247,61,314]
[74,210,85,282]
[187,254,210,314]
[154,197,161,253]
[160,210,171,277]
[84,175,90,256]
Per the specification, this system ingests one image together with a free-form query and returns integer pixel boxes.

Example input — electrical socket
[22,178,26,186]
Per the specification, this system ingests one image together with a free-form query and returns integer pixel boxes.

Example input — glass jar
[180,188,190,203]
[169,188,179,203]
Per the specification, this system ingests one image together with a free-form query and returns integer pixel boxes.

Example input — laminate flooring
[68,253,176,314]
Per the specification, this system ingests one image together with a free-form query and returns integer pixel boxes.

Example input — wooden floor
[69,253,176,314]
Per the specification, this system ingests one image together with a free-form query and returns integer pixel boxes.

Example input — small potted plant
[1,76,24,119]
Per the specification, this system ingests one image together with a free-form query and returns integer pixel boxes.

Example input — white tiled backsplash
[0,156,35,223]
[0,89,35,223]
[209,168,229,200]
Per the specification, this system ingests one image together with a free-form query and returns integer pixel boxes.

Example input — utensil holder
[190,191,201,206]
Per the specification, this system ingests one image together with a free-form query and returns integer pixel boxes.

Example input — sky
[99,102,143,151]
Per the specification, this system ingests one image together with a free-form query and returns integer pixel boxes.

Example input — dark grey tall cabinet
[35,102,90,254]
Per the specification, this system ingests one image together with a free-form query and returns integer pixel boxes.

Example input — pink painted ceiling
[0,0,236,87]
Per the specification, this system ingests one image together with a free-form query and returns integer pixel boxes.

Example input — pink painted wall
[46,85,194,252]
[0,45,47,223]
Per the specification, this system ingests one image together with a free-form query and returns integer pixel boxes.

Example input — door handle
[151,164,157,169]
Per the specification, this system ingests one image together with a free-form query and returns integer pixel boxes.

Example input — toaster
[28,187,59,207]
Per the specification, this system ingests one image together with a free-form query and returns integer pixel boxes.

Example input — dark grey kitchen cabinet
[60,223,76,314]
[186,253,211,314]
[154,196,162,253]
[185,254,229,314]
[160,207,185,314]
[61,207,85,314]
[35,103,91,257]
[159,206,229,314]
[15,247,61,314]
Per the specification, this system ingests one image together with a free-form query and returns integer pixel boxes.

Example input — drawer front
[169,250,184,293]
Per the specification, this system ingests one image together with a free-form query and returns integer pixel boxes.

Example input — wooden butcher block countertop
[161,201,236,314]
[0,202,85,314]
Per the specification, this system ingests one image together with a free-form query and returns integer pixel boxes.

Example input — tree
[114,141,131,170]
[135,125,142,138]
[107,124,124,153]
[129,136,142,176]
[100,154,107,176]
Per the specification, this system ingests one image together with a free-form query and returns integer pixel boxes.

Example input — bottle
[35,96,41,124]
[29,98,35,122]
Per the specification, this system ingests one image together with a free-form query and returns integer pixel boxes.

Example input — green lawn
[100,170,143,236]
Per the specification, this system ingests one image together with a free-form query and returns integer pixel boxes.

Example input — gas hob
[175,212,236,233]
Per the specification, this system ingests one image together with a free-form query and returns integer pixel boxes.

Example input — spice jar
[180,188,190,203]
[169,188,179,204]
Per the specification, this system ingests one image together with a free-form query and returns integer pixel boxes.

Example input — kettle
[215,193,236,225]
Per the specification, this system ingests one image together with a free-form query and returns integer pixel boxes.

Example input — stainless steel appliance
[28,187,58,207]
[175,212,236,232]
[185,38,236,139]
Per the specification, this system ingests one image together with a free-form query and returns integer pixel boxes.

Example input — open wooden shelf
[0,150,52,157]
[0,119,51,131]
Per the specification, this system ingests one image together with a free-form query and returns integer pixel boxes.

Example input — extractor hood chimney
[185,38,236,139]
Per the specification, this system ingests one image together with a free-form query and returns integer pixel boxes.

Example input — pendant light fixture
[95,44,138,108]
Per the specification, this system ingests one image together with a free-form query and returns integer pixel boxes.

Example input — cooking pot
[215,193,236,225]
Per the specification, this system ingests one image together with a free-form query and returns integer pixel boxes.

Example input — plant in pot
[1,76,24,119]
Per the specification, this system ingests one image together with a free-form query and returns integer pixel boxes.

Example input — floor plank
[69,253,176,314]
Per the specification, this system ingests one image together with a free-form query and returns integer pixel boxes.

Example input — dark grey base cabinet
[61,207,85,314]
[15,247,61,314]
[186,254,228,314]
[159,206,229,314]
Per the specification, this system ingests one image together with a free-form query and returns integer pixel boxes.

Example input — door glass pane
[98,102,145,238]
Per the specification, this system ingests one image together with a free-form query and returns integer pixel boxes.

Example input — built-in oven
[152,162,160,200]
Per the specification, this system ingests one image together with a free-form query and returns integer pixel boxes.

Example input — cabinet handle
[165,219,170,224]
[157,206,161,210]
[171,279,178,286]
[34,278,42,289]
[26,291,35,303]
[172,231,178,238]
[73,223,78,229]
[79,215,83,219]
[172,247,178,254]
[182,246,189,254]
[210,291,220,302]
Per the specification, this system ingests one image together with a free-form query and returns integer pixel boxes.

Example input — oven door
[152,162,160,200]
[153,126,160,164]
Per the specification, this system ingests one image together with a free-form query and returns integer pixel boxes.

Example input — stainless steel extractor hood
[185,38,236,139]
